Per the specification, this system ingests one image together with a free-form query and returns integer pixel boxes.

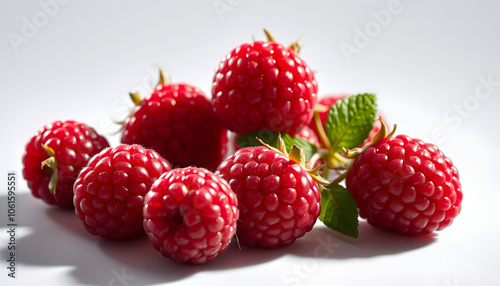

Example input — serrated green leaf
[235,130,318,160]
[325,93,378,152]
[319,184,359,238]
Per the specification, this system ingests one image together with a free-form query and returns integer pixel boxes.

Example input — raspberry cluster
[21,29,462,267]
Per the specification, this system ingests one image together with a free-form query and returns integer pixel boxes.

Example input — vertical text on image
[6,172,17,278]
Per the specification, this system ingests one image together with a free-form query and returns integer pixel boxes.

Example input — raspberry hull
[22,120,109,209]
[212,41,318,136]
[346,135,462,235]
[217,146,321,248]
[230,126,320,153]
[143,167,238,264]
[73,144,171,240]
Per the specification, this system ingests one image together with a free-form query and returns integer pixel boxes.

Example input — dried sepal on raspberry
[263,28,303,53]
[332,118,397,185]
[212,28,318,135]
[40,144,58,196]
[114,69,167,127]
[22,120,109,208]
[216,134,323,248]
[256,134,329,187]
[129,69,168,107]
[234,129,320,163]
[121,69,228,170]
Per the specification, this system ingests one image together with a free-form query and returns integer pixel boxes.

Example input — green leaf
[319,184,359,238]
[325,93,378,152]
[235,130,318,160]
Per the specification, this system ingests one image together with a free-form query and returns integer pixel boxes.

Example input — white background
[1,0,499,285]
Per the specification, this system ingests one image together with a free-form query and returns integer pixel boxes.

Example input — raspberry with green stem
[22,120,109,209]
[344,121,462,235]
[212,28,318,136]
[330,118,397,185]
[216,134,327,248]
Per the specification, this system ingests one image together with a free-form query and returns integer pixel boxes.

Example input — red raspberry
[121,82,227,171]
[309,94,382,148]
[346,135,463,235]
[22,120,109,209]
[73,144,171,240]
[143,167,238,264]
[216,145,321,248]
[212,38,318,136]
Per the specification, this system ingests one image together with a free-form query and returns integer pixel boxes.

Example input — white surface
[1,1,499,285]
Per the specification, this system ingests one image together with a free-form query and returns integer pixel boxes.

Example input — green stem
[333,152,349,166]
[322,167,330,180]
[329,158,355,185]
[307,150,326,169]
[314,111,331,150]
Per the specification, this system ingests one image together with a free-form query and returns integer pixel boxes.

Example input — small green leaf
[325,93,378,152]
[235,130,318,160]
[319,184,359,238]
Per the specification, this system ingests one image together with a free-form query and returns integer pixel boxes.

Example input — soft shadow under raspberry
[1,192,436,286]
[287,220,437,260]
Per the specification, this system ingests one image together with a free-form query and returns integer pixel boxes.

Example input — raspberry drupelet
[143,167,238,264]
[73,144,171,240]
[346,134,462,235]
[122,76,227,171]
[212,30,318,136]
[216,140,324,248]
